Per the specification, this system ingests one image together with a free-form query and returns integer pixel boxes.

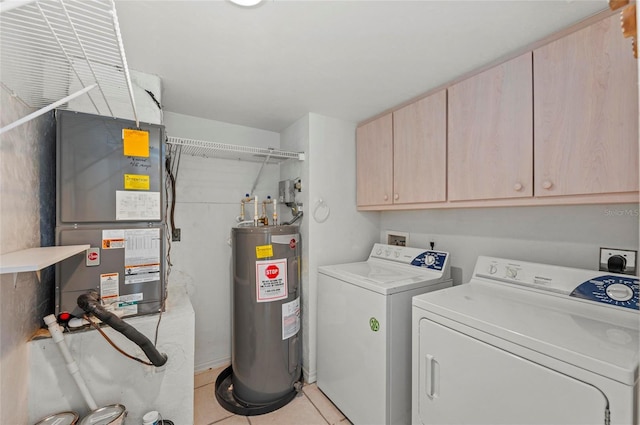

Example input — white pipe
[254,195,259,226]
[273,198,278,225]
[44,314,98,411]
[0,84,97,135]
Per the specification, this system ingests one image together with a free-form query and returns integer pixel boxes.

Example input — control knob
[488,264,498,275]
[425,255,436,266]
[606,283,634,302]
[505,267,518,279]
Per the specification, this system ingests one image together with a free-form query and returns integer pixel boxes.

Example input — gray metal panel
[56,110,164,224]
[231,225,302,405]
[56,226,164,317]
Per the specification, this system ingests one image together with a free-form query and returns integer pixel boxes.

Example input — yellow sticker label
[123,129,149,157]
[124,174,150,190]
[256,245,274,258]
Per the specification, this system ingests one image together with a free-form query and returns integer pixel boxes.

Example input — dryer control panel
[473,256,639,311]
[570,276,639,310]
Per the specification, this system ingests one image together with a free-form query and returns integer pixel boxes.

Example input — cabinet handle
[394,193,399,201]
[513,183,523,192]
[542,180,553,190]
[383,194,389,201]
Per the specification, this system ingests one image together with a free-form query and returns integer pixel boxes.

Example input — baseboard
[195,356,231,374]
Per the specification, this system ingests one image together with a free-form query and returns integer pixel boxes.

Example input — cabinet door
[356,113,393,206]
[534,15,638,197]
[448,52,533,201]
[393,91,446,204]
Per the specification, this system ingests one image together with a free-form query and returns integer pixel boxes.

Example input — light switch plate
[599,247,637,275]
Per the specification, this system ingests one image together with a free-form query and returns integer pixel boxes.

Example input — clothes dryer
[318,243,452,425]
[412,256,639,425]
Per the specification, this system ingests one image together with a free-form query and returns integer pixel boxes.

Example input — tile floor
[194,365,352,425]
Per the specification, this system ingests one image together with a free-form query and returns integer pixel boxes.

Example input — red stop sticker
[289,239,296,249]
[88,252,98,261]
[265,264,279,279]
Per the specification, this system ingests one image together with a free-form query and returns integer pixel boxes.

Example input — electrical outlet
[599,247,637,275]
[172,228,181,242]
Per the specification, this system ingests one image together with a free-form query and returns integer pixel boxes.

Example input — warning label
[100,273,119,303]
[282,297,300,340]
[256,258,287,302]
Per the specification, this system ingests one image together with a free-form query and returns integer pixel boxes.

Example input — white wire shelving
[167,136,305,164]
[0,0,139,134]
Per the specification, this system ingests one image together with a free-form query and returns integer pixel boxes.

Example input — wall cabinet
[448,53,533,201]
[534,14,638,197]
[356,13,638,211]
[356,113,393,206]
[393,91,447,204]
[357,91,446,207]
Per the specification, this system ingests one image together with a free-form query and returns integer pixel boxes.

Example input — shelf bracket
[250,150,273,197]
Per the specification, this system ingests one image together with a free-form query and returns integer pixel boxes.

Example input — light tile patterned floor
[194,366,352,425]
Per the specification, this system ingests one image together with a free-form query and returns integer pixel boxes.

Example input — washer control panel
[369,243,448,271]
[570,276,639,310]
[474,256,639,311]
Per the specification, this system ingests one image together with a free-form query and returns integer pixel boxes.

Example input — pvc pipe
[44,314,98,411]
[254,195,259,226]
[273,198,278,225]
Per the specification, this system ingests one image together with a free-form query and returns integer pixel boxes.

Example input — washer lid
[319,261,446,295]
[413,282,639,385]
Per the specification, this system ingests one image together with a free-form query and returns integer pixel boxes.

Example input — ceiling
[115,0,608,132]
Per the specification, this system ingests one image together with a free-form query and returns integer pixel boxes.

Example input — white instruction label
[124,228,161,284]
[256,258,288,302]
[282,297,300,340]
[116,190,160,221]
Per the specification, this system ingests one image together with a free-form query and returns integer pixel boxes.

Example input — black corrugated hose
[77,292,168,367]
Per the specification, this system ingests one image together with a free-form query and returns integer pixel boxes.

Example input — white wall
[380,204,639,285]
[279,115,312,379]
[163,112,281,371]
[280,113,380,382]
[0,87,56,424]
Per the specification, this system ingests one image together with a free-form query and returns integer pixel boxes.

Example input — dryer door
[417,319,607,425]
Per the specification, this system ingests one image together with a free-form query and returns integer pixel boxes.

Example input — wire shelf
[0,0,139,130]
[167,136,305,164]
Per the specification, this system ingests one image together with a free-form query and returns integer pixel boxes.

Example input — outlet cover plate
[386,230,409,247]
[599,247,637,275]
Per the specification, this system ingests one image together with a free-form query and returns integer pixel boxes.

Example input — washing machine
[317,243,452,425]
[412,256,639,425]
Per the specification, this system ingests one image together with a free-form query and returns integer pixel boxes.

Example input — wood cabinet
[534,14,638,197]
[393,90,447,204]
[447,52,533,202]
[356,12,638,211]
[356,113,393,206]
[357,91,446,207]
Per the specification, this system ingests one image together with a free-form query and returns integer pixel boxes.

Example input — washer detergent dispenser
[216,225,302,415]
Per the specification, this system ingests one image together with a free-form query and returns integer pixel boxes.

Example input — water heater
[216,225,302,415]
